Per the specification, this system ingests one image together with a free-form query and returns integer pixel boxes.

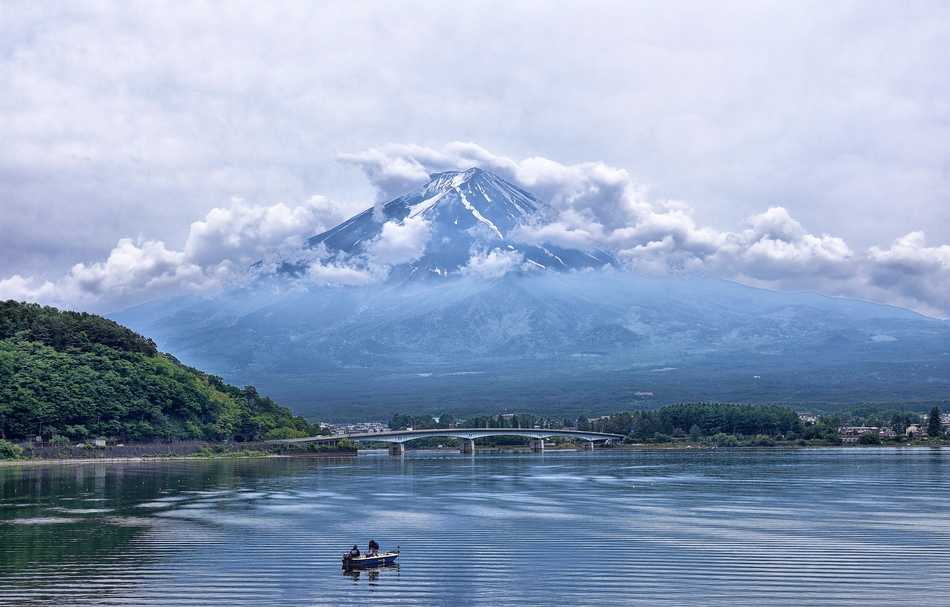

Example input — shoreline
[3,442,945,467]
[0,451,356,467]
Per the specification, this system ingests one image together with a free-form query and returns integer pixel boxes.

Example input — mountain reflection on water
[1,449,949,606]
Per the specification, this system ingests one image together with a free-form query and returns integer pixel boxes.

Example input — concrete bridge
[274,428,626,455]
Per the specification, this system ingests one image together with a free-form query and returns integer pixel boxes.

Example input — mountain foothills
[0,301,317,442]
[112,169,950,420]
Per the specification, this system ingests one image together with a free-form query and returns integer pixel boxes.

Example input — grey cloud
[3,1,949,284]
[2,2,950,315]
[864,233,950,317]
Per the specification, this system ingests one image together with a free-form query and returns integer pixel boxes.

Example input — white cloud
[364,215,431,266]
[68,238,205,297]
[307,260,381,287]
[0,275,60,305]
[461,249,526,280]
[184,195,351,267]
[711,207,854,281]
[0,195,367,310]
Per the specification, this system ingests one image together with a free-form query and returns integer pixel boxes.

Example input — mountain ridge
[0,300,317,441]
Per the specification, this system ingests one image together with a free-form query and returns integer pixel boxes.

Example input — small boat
[342,548,400,569]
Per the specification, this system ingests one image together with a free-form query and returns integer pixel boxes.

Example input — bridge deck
[273,428,625,445]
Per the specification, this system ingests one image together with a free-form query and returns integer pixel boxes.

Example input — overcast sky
[1,1,949,315]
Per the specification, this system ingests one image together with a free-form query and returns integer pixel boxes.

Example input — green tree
[264,427,309,440]
[928,406,942,437]
[388,413,412,430]
[708,433,739,447]
[0,439,23,459]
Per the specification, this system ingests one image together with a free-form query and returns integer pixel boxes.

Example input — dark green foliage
[262,427,310,440]
[0,301,317,443]
[707,433,740,447]
[0,439,23,459]
[928,406,942,437]
[858,431,881,445]
[0,300,157,355]
[465,413,566,430]
[586,403,801,440]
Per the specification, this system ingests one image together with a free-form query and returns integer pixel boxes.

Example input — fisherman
[367,539,380,556]
[349,544,360,558]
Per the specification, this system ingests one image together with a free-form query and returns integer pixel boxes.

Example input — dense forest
[0,301,319,443]
[584,403,804,439]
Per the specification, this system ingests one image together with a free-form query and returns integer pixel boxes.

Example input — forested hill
[0,300,318,442]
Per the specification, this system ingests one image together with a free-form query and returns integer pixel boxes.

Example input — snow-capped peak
[303,168,614,279]
[423,167,484,193]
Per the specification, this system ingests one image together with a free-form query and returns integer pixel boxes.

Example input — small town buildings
[838,426,896,443]
[327,421,388,436]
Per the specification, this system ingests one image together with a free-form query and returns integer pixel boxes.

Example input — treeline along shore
[386,402,950,449]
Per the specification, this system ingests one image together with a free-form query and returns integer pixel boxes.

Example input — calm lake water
[1,448,949,606]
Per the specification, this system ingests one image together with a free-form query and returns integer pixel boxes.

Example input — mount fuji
[113,170,950,421]
[276,167,614,280]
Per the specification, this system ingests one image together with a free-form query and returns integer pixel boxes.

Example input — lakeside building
[327,422,388,436]
[838,426,896,443]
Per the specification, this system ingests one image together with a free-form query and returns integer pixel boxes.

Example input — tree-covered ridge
[0,300,158,355]
[0,300,318,442]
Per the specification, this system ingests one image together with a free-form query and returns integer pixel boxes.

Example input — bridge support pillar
[530,439,545,452]
[388,443,405,456]
[460,438,475,454]
[582,441,595,451]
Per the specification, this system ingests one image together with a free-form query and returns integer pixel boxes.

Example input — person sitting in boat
[367,540,380,556]
[349,545,360,558]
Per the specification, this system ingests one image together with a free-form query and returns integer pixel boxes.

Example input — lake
[1,448,949,606]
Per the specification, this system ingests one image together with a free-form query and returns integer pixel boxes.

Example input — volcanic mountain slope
[115,272,950,420]
[287,167,614,279]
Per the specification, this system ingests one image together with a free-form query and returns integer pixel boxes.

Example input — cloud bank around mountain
[342,143,950,318]
[2,142,949,318]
